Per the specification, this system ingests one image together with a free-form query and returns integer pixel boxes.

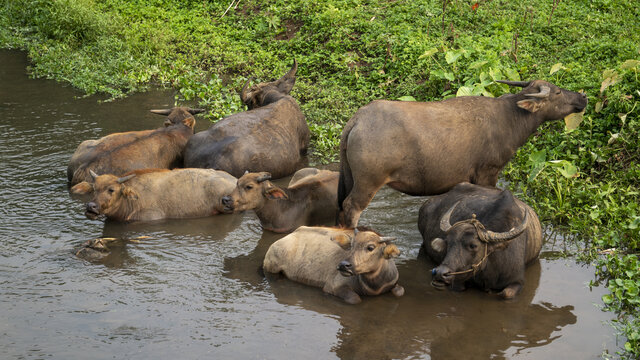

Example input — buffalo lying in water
[338,80,587,227]
[221,168,339,233]
[418,182,542,299]
[263,226,404,304]
[68,107,203,192]
[84,168,236,222]
[184,61,310,179]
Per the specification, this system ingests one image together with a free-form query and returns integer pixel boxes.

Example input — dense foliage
[1,0,639,356]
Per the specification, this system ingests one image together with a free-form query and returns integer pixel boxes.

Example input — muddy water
[0,49,617,359]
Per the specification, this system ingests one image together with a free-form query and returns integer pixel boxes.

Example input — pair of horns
[497,80,550,99]
[149,108,205,116]
[439,201,529,243]
[89,170,136,184]
[240,60,298,104]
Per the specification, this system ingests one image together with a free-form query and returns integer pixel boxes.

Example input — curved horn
[89,169,99,180]
[149,109,173,116]
[188,108,206,115]
[378,236,396,244]
[255,172,272,183]
[439,201,460,233]
[282,59,298,80]
[117,174,136,184]
[484,206,529,242]
[240,77,255,104]
[525,85,550,99]
[496,80,531,88]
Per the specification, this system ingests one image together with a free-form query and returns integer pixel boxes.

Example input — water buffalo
[183,60,310,179]
[418,182,542,299]
[68,107,203,192]
[263,226,404,304]
[221,168,339,233]
[338,80,587,227]
[84,168,236,222]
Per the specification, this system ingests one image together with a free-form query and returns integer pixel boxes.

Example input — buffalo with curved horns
[338,80,587,227]
[184,60,310,179]
[418,182,542,299]
[68,107,203,193]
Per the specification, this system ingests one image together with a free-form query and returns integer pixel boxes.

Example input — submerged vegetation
[1,0,639,356]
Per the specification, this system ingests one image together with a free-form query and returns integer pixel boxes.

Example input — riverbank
[1,1,639,356]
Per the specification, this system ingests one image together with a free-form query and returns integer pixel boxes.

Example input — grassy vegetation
[1,0,639,356]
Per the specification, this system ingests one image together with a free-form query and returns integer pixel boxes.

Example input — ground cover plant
[1,0,639,357]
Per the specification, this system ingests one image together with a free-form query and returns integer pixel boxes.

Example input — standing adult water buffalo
[338,80,587,227]
[84,168,236,222]
[221,168,339,233]
[183,61,310,179]
[263,226,404,304]
[68,107,203,192]
[418,182,542,299]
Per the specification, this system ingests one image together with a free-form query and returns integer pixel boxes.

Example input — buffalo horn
[281,59,298,81]
[117,174,136,184]
[484,206,529,243]
[240,77,255,104]
[439,201,460,233]
[256,172,272,183]
[149,109,173,116]
[89,169,99,180]
[188,108,206,115]
[496,80,531,88]
[525,85,550,99]
[378,236,396,244]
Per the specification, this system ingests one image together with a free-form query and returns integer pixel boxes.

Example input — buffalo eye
[108,187,115,194]
[468,243,478,250]
[245,185,254,190]
[366,244,376,252]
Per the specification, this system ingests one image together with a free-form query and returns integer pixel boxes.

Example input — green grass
[2,0,639,356]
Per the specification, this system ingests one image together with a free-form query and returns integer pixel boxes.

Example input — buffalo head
[430,201,528,290]
[85,170,138,220]
[149,106,204,130]
[337,228,400,277]
[221,171,287,213]
[240,60,298,110]
[498,80,587,120]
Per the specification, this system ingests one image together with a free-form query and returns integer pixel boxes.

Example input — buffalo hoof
[391,284,405,297]
[498,284,522,299]
[75,237,117,261]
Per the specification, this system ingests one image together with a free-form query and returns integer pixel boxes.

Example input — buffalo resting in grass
[184,60,310,179]
[68,107,203,193]
[338,80,587,227]
[221,168,339,233]
[418,182,542,299]
[263,226,404,304]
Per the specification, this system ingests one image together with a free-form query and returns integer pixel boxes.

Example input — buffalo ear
[383,244,401,259]
[517,99,544,113]
[182,117,195,129]
[430,237,446,253]
[264,186,288,200]
[122,187,139,200]
[332,234,352,250]
[70,181,94,195]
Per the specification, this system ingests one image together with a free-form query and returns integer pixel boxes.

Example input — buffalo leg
[498,283,522,299]
[340,180,385,228]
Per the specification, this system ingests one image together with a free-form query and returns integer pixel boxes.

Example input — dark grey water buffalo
[263,226,404,304]
[68,107,203,192]
[183,61,310,179]
[418,182,542,299]
[338,80,587,227]
[221,168,339,233]
[84,168,236,222]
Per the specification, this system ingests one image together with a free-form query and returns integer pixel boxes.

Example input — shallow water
[0,49,617,359]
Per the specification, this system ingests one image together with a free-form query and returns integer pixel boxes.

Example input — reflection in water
[0,49,615,359]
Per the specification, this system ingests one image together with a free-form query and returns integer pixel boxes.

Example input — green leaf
[595,101,603,113]
[550,62,566,75]
[419,47,439,59]
[444,72,455,81]
[397,95,417,101]
[488,67,503,81]
[529,149,547,165]
[620,59,640,70]
[445,49,464,64]
[602,294,613,304]
[504,68,521,81]
[469,60,488,69]
[456,86,473,97]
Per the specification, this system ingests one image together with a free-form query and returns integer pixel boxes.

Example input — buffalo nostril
[337,261,352,271]
[222,196,231,206]
[86,202,99,213]
[431,268,437,276]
